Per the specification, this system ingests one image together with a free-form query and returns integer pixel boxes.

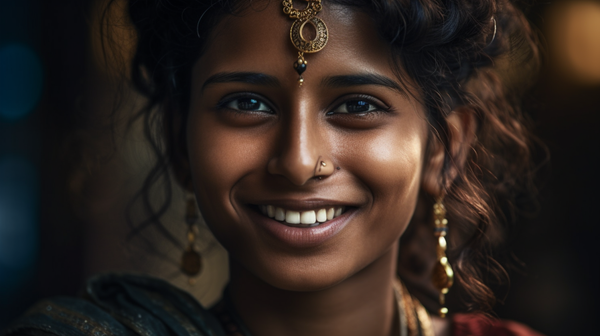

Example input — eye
[223,97,273,113]
[328,99,382,115]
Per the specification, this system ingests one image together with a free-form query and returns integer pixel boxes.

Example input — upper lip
[249,198,359,211]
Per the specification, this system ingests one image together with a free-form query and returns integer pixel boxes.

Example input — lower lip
[247,207,356,248]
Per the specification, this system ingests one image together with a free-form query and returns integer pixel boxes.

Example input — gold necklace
[393,278,435,336]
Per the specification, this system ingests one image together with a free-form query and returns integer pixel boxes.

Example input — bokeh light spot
[547,1,600,84]
[0,44,43,121]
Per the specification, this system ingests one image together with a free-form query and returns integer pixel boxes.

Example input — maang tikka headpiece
[282,0,329,86]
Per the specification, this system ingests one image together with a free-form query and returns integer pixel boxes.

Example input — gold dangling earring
[431,197,454,317]
[181,197,202,285]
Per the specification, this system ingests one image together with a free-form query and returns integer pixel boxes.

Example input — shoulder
[451,313,545,336]
[2,273,225,336]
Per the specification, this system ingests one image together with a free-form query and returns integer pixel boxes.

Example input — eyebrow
[321,74,405,94]
[201,72,281,92]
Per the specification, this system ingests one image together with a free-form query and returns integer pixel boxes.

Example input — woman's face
[186,1,430,291]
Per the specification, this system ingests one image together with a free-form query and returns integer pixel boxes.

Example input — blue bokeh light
[0,157,39,296]
[0,44,43,121]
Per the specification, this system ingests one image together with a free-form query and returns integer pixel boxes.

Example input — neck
[227,244,399,336]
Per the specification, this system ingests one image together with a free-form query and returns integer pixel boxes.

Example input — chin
[237,240,397,293]
[254,262,354,292]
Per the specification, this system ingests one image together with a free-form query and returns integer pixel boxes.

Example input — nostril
[267,156,321,186]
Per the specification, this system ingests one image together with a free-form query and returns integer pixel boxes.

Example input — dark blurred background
[0,0,598,334]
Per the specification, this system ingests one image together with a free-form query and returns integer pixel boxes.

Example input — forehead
[194,1,396,87]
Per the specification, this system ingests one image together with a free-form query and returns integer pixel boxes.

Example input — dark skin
[176,2,474,336]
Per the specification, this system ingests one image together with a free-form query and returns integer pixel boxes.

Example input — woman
[3,0,543,335]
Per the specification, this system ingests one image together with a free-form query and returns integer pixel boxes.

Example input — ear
[422,107,477,197]
[164,102,194,192]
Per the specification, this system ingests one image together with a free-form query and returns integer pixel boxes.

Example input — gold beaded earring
[181,197,202,285]
[431,197,454,317]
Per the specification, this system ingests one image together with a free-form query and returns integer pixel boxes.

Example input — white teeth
[334,207,342,217]
[275,207,285,221]
[266,205,274,218]
[327,208,335,220]
[285,210,300,224]
[316,209,327,222]
[260,205,347,225]
[300,211,316,224]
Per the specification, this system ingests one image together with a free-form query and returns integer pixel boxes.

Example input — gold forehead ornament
[282,0,329,86]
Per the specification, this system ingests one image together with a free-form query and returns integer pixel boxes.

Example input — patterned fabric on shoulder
[2,273,226,336]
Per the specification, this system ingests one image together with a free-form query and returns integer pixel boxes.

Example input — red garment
[452,314,545,336]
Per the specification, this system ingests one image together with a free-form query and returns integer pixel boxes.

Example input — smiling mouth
[258,205,347,226]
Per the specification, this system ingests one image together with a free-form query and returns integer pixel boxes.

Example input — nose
[267,106,325,186]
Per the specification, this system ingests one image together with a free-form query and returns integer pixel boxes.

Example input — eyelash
[216,92,275,114]
[216,93,390,116]
[326,94,390,116]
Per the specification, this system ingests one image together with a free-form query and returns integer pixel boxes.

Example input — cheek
[333,116,428,256]
[186,112,267,219]
[321,117,428,274]
[335,121,426,205]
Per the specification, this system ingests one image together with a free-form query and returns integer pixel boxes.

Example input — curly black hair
[115,0,540,313]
